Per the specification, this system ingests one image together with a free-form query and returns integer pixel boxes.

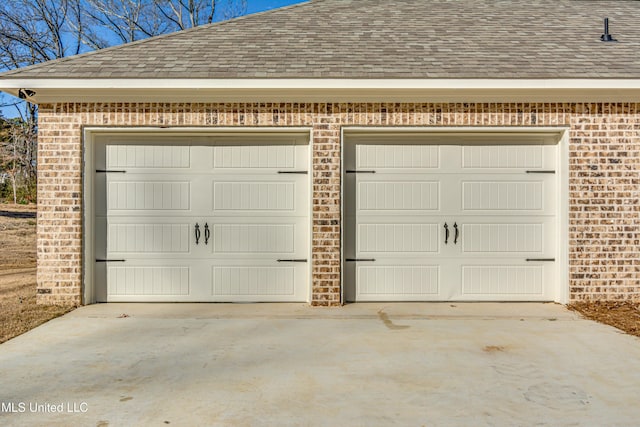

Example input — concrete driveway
[1,303,639,426]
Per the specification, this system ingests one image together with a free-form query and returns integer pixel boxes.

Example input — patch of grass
[0,270,72,343]
[0,204,74,344]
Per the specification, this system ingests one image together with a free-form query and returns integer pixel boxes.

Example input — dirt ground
[0,204,639,343]
[0,204,72,344]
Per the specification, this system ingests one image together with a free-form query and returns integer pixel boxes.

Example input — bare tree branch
[0,0,250,202]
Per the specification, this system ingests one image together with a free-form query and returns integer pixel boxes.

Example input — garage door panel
[107,145,191,169]
[212,176,307,215]
[106,216,201,258]
[460,263,554,300]
[462,180,542,211]
[461,145,551,170]
[212,223,299,255]
[461,178,555,214]
[462,265,543,296]
[356,265,440,300]
[358,179,440,213]
[462,223,542,254]
[108,222,190,254]
[107,180,191,211]
[356,144,440,170]
[213,181,294,211]
[212,144,302,170]
[105,173,206,215]
[107,265,190,297]
[211,262,307,302]
[357,223,440,254]
[458,216,555,256]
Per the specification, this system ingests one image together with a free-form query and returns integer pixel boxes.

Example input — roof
[2,0,640,80]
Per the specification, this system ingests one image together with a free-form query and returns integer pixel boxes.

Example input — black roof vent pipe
[601,18,617,42]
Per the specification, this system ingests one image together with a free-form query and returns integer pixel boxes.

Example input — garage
[91,133,310,302]
[344,132,563,302]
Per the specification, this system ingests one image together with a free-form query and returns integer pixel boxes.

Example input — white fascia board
[3,78,640,103]
[3,78,640,89]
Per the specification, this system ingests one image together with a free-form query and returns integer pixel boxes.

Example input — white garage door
[345,142,557,301]
[95,138,309,302]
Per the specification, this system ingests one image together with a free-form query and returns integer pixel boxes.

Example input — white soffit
[2,79,640,103]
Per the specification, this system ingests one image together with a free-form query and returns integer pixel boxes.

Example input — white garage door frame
[82,127,313,304]
[341,126,570,304]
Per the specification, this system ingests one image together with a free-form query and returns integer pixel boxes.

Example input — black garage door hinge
[96,170,126,173]
[96,259,126,263]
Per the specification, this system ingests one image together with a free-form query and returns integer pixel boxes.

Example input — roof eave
[3,78,640,103]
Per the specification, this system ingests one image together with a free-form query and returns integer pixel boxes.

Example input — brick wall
[35,102,640,305]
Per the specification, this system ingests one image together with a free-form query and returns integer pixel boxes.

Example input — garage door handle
[345,259,376,262]
[277,259,308,263]
[444,223,449,244]
[454,222,459,244]
[195,223,201,245]
[525,170,555,174]
[526,258,556,262]
[346,170,376,174]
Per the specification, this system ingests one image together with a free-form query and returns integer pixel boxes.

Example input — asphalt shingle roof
[2,0,640,79]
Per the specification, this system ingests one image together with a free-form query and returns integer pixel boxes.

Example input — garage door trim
[341,126,569,304]
[83,127,313,304]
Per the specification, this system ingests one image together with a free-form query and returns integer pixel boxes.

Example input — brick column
[310,105,342,306]
[36,104,83,305]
